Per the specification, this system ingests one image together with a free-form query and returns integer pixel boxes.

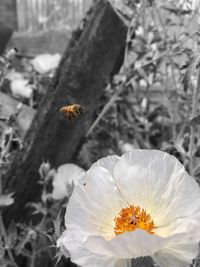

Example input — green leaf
[7,221,17,248]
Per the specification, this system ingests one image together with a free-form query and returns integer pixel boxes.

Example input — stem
[1,128,13,160]
[189,66,200,176]
[29,244,36,267]
[0,62,9,88]
[86,92,119,137]
[0,170,2,196]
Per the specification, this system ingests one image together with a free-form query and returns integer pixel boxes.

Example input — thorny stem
[189,66,200,176]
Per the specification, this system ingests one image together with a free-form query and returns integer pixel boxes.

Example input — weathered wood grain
[0,22,12,54]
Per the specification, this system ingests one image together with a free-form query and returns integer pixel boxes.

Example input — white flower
[31,53,61,74]
[7,71,33,99]
[52,163,85,200]
[58,150,200,267]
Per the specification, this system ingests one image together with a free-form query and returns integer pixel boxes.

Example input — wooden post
[0,23,12,54]
[3,0,127,225]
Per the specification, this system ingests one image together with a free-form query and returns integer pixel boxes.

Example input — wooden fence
[16,0,92,32]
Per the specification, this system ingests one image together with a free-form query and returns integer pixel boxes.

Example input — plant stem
[86,92,119,137]
[189,66,200,176]
[0,62,9,88]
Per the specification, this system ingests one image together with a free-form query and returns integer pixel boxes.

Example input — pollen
[114,205,156,236]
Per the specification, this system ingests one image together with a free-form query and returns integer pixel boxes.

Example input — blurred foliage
[78,0,200,181]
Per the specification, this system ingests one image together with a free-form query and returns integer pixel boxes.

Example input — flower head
[58,150,200,267]
[52,163,85,200]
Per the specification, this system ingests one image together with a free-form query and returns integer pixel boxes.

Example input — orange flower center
[114,205,156,236]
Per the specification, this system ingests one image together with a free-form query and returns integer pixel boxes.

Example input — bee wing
[80,106,87,113]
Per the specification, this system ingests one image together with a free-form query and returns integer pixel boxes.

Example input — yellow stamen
[114,205,156,235]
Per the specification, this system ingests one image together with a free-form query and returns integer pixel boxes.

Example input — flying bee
[59,104,86,120]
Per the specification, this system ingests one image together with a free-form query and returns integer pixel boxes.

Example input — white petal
[153,252,189,267]
[152,243,198,267]
[92,155,120,176]
[154,216,200,267]
[85,229,199,263]
[113,150,200,230]
[84,229,172,258]
[71,249,130,267]
[58,229,131,267]
[66,165,127,239]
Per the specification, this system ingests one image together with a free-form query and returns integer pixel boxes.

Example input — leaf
[7,221,18,248]
[182,53,200,91]
[0,193,14,208]
[14,224,32,256]
[188,114,200,126]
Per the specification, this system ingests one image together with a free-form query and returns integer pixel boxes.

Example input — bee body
[60,104,86,120]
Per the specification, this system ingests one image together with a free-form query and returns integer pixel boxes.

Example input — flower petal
[58,229,131,267]
[113,150,200,230]
[154,215,200,267]
[66,165,127,239]
[85,229,199,264]
[85,229,171,258]
[153,243,198,267]
[92,155,120,176]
